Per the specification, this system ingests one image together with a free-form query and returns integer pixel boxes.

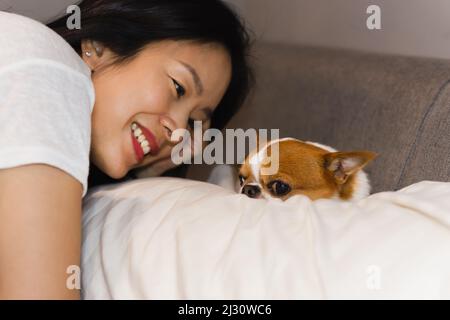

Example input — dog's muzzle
[241,184,262,199]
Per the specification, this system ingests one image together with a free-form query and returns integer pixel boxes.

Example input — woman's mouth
[130,122,160,164]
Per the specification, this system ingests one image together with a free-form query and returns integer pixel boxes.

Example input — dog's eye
[268,180,291,196]
[238,175,246,186]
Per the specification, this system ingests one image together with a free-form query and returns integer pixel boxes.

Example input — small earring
[85,51,92,57]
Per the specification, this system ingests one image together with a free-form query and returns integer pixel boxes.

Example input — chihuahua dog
[236,138,377,201]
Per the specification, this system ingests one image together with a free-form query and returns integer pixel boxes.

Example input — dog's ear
[324,151,378,184]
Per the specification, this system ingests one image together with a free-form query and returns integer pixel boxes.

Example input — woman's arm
[0,164,82,299]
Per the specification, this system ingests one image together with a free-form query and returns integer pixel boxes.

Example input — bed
[81,42,450,299]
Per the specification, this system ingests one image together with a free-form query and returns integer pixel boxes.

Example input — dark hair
[48,0,255,188]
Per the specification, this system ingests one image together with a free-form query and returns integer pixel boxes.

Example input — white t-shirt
[0,12,95,198]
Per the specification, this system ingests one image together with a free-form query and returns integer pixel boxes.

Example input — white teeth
[134,128,142,136]
[131,123,151,156]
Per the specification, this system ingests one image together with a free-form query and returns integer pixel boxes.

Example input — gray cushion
[187,42,450,193]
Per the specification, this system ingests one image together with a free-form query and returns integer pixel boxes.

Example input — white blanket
[81,178,450,299]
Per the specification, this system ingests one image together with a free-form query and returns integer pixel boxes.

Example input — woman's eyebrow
[176,59,204,96]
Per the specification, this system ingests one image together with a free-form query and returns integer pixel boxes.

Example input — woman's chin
[93,157,129,180]
[108,165,129,180]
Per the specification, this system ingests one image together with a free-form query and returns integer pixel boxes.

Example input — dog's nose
[242,185,261,198]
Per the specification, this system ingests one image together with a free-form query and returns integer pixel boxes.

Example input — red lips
[134,122,160,155]
[131,122,161,164]
[131,130,145,163]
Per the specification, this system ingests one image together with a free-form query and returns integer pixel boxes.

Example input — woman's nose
[159,116,176,142]
[159,114,191,144]
[161,100,196,132]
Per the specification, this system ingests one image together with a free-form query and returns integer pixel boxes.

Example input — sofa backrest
[187,42,450,193]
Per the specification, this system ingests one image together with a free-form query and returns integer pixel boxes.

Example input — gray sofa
[186,42,450,193]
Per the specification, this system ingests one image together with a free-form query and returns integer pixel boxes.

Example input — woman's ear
[81,40,108,72]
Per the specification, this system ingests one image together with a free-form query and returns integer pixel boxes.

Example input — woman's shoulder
[0,12,90,77]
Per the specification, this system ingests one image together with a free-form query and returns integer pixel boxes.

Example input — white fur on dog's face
[240,138,295,200]
[238,138,376,201]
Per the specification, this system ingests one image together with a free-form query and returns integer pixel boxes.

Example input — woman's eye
[268,180,291,196]
[172,79,186,98]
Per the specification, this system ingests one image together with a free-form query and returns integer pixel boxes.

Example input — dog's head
[238,138,377,201]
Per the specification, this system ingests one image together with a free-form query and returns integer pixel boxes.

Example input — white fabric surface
[81,177,450,299]
[0,12,95,197]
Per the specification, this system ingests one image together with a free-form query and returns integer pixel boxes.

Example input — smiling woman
[0,0,253,300]
[48,0,255,189]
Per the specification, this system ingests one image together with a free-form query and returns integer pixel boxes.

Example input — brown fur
[239,139,377,201]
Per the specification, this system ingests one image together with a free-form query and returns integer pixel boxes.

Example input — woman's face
[81,40,232,179]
